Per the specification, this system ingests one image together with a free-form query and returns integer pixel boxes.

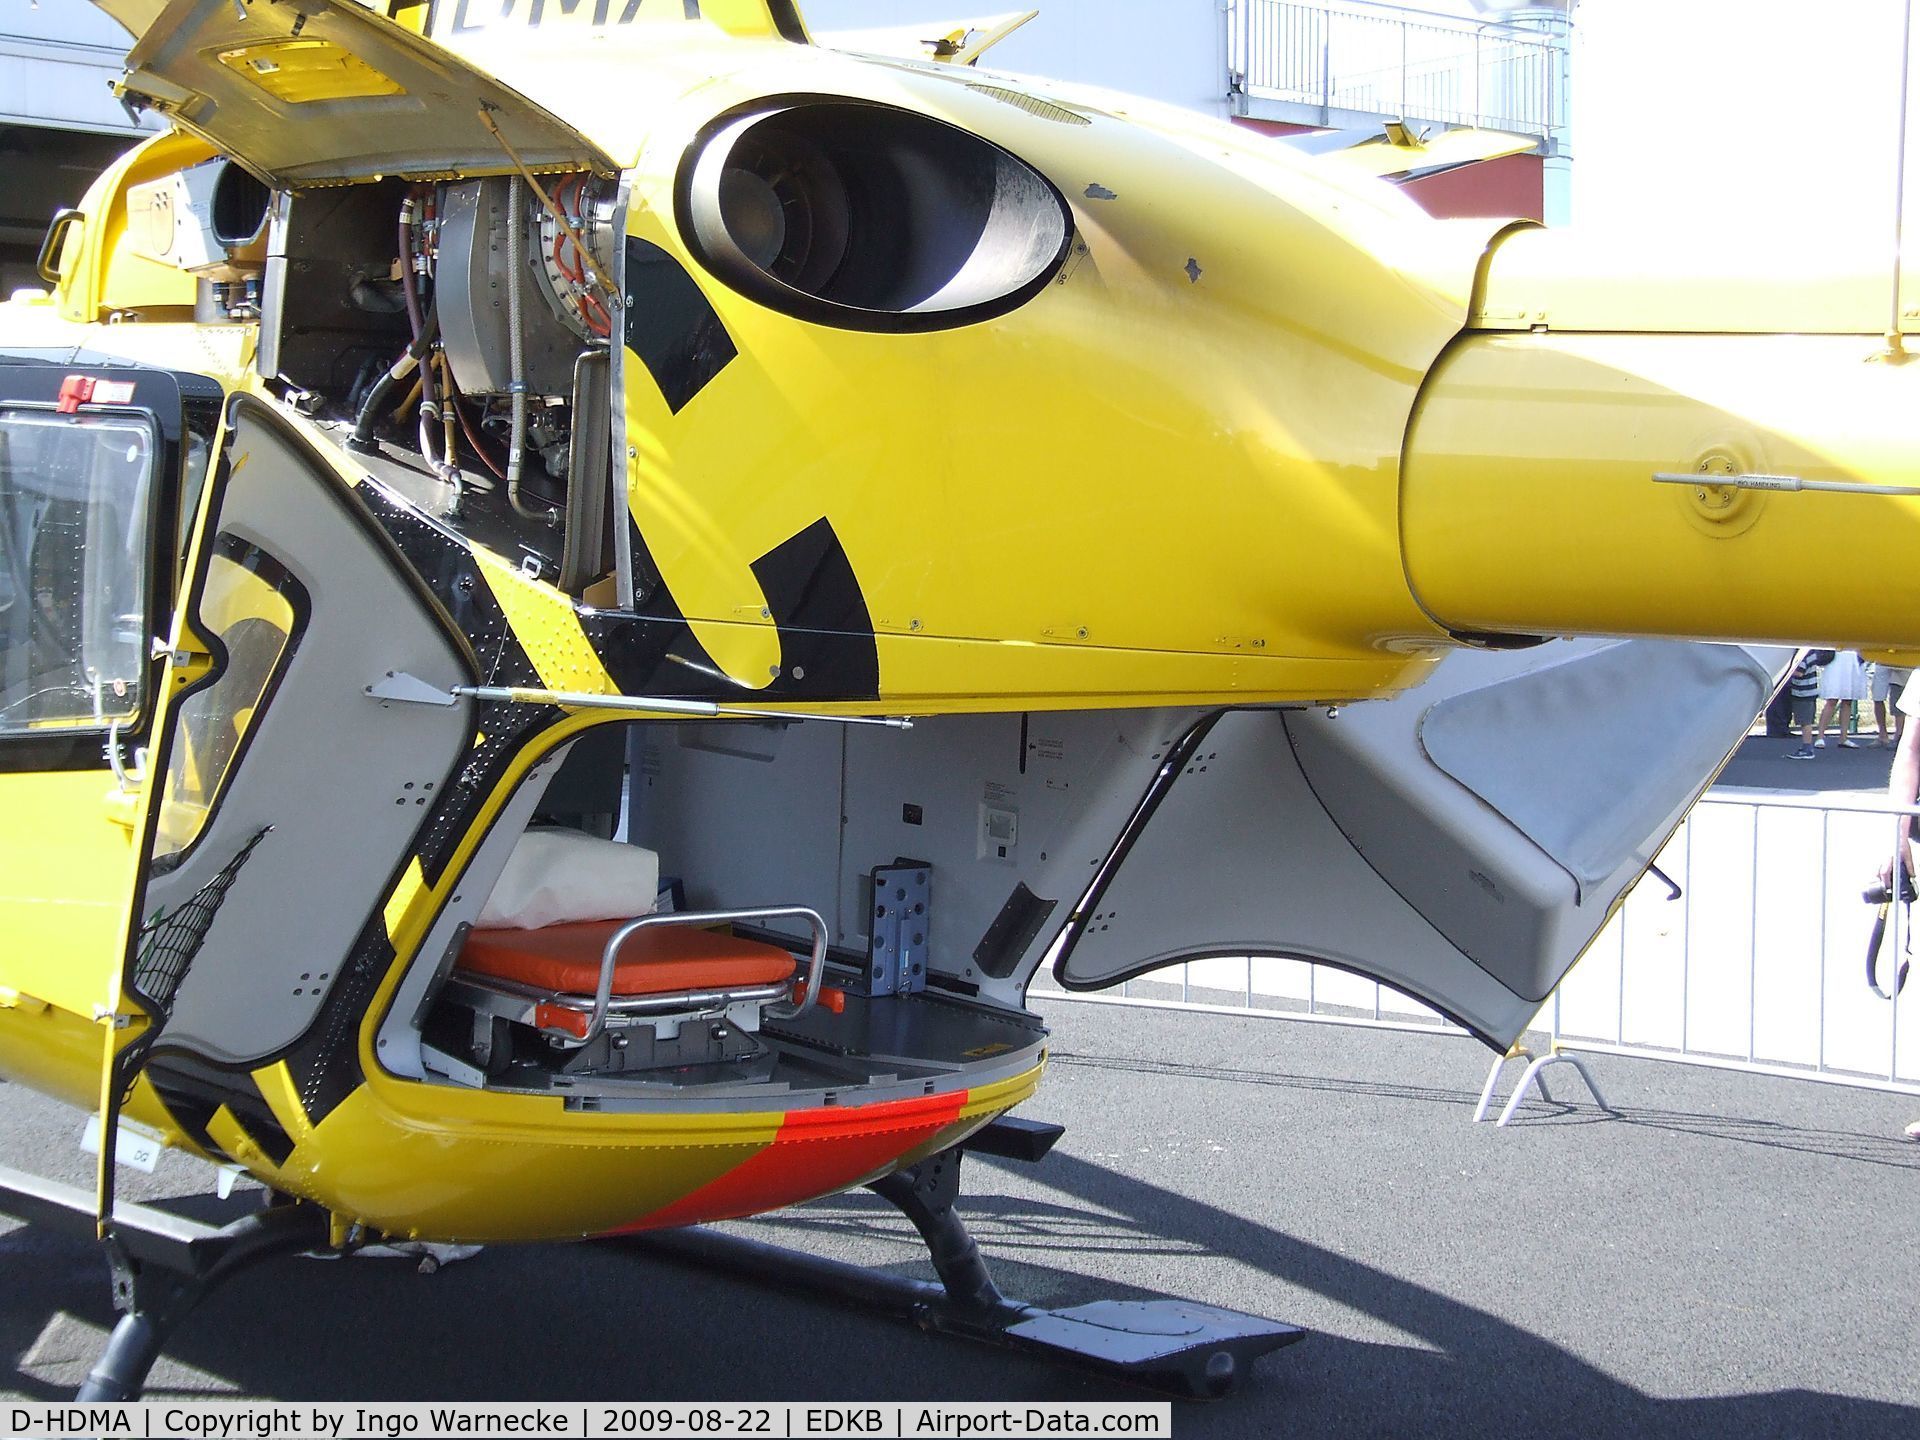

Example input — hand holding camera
[1864,872,1918,905]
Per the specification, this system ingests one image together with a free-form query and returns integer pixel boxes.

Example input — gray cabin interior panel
[630,709,1200,1010]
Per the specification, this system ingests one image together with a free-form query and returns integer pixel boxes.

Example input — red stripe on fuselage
[612,1090,969,1232]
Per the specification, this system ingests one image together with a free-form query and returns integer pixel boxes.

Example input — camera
[1863,873,1918,905]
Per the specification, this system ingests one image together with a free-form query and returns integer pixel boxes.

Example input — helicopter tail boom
[1401,325,1920,649]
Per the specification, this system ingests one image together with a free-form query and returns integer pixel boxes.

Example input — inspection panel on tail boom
[0,0,1910,1402]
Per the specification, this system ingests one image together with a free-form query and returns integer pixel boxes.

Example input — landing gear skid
[631,1118,1306,1400]
[1,1120,1303,1401]
[0,1162,329,1400]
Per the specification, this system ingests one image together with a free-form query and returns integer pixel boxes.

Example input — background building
[0,0,159,294]
[807,0,1575,223]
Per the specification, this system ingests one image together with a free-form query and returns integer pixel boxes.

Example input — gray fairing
[145,400,475,1066]
[1055,639,1784,1049]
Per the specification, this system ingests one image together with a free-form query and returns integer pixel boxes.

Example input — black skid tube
[0,1161,329,1401]
[626,1127,1304,1400]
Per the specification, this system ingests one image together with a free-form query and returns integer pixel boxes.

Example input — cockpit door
[0,363,207,1026]
[92,0,615,187]
[92,392,475,1215]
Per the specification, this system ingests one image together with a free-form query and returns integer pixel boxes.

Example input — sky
[1567,0,1914,245]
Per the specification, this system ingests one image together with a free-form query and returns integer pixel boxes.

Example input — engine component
[680,100,1073,331]
[257,181,413,394]
[127,158,273,320]
[126,159,270,281]
[534,173,619,343]
[437,177,581,398]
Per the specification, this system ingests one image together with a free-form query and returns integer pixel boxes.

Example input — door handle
[105,718,147,793]
[101,718,149,831]
[36,208,82,284]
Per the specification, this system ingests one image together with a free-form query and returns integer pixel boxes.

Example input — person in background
[1869,662,1911,748]
[1880,679,1920,1138]
[1815,649,1870,748]
[1786,651,1824,760]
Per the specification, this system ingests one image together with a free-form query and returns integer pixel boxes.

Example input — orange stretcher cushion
[456,920,797,997]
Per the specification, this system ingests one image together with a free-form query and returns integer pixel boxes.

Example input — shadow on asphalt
[1053,1049,1920,1172]
[6,1146,1917,1439]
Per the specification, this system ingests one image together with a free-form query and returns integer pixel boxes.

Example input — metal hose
[504,176,546,522]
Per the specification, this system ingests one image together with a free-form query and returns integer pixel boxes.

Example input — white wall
[802,0,1231,116]
[0,0,157,134]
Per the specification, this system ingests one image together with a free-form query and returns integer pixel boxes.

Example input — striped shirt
[1790,655,1823,698]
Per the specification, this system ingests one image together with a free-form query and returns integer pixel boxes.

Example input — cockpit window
[151,536,307,865]
[0,407,157,735]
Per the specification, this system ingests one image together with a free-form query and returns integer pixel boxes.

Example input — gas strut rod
[365,671,913,729]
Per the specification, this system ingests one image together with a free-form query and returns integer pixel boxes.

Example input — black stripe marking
[749,518,880,699]
[146,1059,299,1167]
[766,0,808,42]
[624,236,736,414]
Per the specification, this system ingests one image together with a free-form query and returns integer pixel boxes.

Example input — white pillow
[476,829,661,931]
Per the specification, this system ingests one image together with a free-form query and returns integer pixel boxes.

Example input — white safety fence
[1031,791,1920,1097]
[1226,0,1565,140]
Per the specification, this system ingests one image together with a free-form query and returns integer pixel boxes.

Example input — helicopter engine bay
[235,168,620,591]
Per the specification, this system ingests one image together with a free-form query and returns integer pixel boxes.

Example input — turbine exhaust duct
[680,100,1073,332]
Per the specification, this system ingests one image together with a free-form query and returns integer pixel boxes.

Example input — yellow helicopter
[0,0,1916,1404]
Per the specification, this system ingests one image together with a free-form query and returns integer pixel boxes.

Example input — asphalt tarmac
[4,1001,1919,1437]
[1720,730,1902,794]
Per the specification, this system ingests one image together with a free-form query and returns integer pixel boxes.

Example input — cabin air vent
[677,99,1074,332]
[964,84,1094,126]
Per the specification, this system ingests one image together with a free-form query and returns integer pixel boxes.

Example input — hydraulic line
[503,176,552,524]
[397,194,441,455]
[347,307,439,451]
[439,353,459,485]
[397,195,426,342]
[444,367,505,485]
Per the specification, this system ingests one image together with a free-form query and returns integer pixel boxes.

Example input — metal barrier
[1032,790,1920,1103]
[1226,0,1565,142]
[1545,791,1920,1097]
[1029,950,1466,1037]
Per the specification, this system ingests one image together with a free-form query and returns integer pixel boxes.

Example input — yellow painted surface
[0,998,179,1140]
[593,44,1495,708]
[1403,331,1920,648]
[382,858,429,940]
[269,1081,786,1240]
[55,131,214,325]
[475,551,624,696]
[0,772,140,1019]
[0,992,103,1104]
[215,41,405,103]
[255,1055,1040,1243]
[423,0,802,40]
[1474,226,1913,336]
[1326,126,1539,180]
[16,0,1920,1253]
[152,550,299,859]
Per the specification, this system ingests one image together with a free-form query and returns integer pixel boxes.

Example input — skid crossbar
[0,1162,329,1399]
